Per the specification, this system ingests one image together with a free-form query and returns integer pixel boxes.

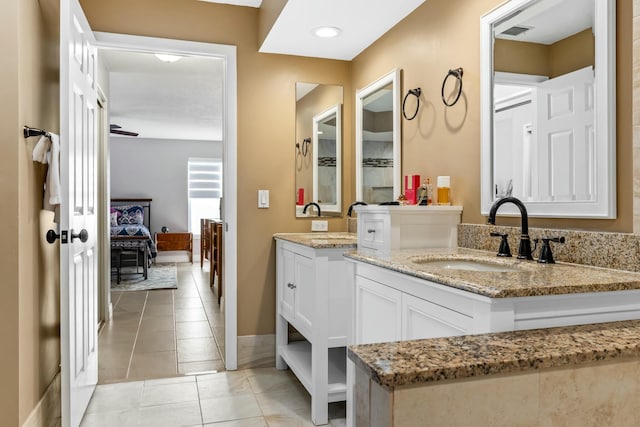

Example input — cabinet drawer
[358,214,387,252]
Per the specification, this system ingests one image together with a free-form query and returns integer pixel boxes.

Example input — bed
[110,198,157,283]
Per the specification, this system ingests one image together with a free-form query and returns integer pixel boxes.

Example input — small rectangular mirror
[355,69,401,204]
[295,83,343,217]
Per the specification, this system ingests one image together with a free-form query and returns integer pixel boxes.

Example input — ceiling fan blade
[110,124,122,129]
[110,129,139,137]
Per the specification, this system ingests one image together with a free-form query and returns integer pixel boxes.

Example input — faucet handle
[535,236,565,264]
[490,232,512,257]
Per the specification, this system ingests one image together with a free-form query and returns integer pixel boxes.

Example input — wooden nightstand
[155,232,193,262]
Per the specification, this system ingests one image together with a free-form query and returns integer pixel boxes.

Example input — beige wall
[0,0,21,424]
[495,39,550,76]
[549,28,595,78]
[257,0,287,47]
[79,0,353,336]
[295,84,343,208]
[352,0,632,232]
[0,0,61,424]
[495,29,595,78]
[18,0,61,424]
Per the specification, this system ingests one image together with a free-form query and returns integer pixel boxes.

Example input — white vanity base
[345,259,640,427]
[275,238,352,425]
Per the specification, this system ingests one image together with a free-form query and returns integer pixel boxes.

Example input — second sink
[410,258,521,273]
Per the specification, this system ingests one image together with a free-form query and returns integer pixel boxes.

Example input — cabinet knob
[367,228,376,233]
[287,282,296,289]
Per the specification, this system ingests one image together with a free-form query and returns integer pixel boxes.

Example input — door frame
[96,87,112,325]
[93,32,238,369]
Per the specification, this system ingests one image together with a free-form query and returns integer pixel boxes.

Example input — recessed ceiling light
[313,26,341,38]
[154,53,182,63]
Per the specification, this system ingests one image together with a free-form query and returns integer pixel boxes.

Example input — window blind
[188,159,222,199]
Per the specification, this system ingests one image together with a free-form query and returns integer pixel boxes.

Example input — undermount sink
[312,234,354,240]
[410,258,521,273]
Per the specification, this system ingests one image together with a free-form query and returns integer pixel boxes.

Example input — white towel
[32,133,61,222]
[32,135,50,163]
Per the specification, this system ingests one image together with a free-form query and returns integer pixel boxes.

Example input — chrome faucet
[487,196,533,260]
[347,201,367,217]
[303,202,322,217]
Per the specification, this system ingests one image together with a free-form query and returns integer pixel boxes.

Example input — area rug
[111,263,178,291]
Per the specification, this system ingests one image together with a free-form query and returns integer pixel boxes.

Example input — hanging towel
[32,133,61,222]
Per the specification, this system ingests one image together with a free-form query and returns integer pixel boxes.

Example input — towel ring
[402,88,421,120]
[296,137,311,157]
[441,68,463,107]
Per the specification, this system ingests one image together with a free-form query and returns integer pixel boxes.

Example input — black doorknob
[46,230,60,244]
[71,229,89,243]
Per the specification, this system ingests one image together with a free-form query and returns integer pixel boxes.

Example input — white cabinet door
[279,248,296,321]
[294,253,314,336]
[402,293,472,340]
[355,276,402,344]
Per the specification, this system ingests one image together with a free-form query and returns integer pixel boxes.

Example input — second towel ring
[441,68,463,107]
[296,137,311,157]
[402,88,421,120]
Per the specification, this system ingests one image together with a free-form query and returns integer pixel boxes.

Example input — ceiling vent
[501,25,533,36]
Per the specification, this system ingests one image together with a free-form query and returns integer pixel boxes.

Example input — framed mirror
[313,104,341,214]
[355,69,401,203]
[295,83,343,217]
[480,0,616,218]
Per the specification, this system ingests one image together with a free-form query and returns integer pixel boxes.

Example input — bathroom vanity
[346,248,640,345]
[344,247,640,426]
[273,232,357,426]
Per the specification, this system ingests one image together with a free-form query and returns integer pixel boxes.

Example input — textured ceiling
[101,49,224,141]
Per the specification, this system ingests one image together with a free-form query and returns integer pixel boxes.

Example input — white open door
[60,0,99,426]
[536,66,595,202]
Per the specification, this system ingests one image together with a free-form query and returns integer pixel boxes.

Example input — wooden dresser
[155,232,193,262]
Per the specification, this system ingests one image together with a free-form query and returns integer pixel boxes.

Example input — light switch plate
[311,220,328,232]
[258,190,269,208]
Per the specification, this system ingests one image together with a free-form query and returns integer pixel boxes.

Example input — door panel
[354,276,401,345]
[294,254,314,336]
[60,0,98,425]
[402,293,471,340]
[280,248,295,321]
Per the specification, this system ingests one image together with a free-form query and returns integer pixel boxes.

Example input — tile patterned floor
[94,262,346,426]
[80,368,346,427]
[100,262,225,383]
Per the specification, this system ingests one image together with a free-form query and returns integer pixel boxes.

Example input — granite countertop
[273,232,357,249]
[348,320,640,389]
[344,247,640,298]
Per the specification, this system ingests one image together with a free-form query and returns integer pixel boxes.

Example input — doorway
[94,32,238,377]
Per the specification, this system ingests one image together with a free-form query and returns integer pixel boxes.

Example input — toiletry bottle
[426,178,433,205]
[418,180,428,206]
[437,176,451,205]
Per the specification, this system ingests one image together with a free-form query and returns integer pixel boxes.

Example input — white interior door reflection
[493,67,594,204]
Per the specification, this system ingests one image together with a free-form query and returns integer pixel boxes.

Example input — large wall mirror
[355,69,401,203]
[480,0,616,218]
[295,83,343,217]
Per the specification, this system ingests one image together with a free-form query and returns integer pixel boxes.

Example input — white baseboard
[237,334,275,370]
[22,371,61,427]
